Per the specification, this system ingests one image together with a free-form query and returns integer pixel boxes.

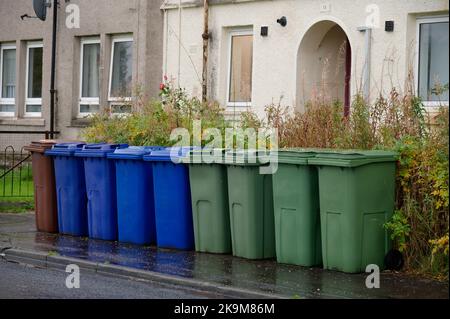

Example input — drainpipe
[357,26,372,102]
[177,0,182,88]
[202,0,209,102]
[163,8,168,78]
[49,0,58,139]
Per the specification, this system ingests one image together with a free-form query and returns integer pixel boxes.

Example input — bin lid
[45,143,87,157]
[75,143,128,158]
[276,149,317,165]
[23,140,59,154]
[143,147,197,164]
[224,149,273,166]
[107,146,165,160]
[308,150,398,167]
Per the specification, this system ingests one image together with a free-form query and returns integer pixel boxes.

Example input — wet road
[0,213,448,299]
[0,260,228,299]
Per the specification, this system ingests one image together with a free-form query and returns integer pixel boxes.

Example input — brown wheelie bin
[24,140,59,233]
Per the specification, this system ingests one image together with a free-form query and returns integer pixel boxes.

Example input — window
[227,30,253,107]
[79,38,100,116]
[110,104,132,115]
[109,36,133,102]
[25,42,43,117]
[0,44,16,116]
[416,16,449,106]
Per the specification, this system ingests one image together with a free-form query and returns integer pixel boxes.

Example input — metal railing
[1,145,33,198]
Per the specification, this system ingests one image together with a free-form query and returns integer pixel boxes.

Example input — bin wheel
[384,249,404,271]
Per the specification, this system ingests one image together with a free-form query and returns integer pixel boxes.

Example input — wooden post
[202,0,209,102]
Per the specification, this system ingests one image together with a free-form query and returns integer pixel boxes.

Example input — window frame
[78,37,101,118]
[226,29,254,108]
[108,35,134,103]
[415,15,449,108]
[24,41,44,118]
[0,43,17,117]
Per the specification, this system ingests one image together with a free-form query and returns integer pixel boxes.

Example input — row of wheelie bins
[187,148,397,273]
[26,141,398,273]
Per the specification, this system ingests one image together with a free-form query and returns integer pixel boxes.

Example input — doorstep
[0,213,448,299]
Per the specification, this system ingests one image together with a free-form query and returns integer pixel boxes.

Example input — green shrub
[83,80,228,147]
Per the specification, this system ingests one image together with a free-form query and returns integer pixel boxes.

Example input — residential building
[162,0,449,118]
[1,0,448,150]
[0,0,163,150]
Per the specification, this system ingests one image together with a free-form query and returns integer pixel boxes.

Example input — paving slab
[0,213,448,299]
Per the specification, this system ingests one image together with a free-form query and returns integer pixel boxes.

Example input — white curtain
[2,49,16,99]
[82,43,100,98]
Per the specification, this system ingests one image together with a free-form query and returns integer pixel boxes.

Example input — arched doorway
[297,20,352,115]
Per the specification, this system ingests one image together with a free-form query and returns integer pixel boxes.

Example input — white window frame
[24,41,43,118]
[108,35,134,104]
[0,43,17,117]
[226,29,254,108]
[79,37,101,118]
[415,15,449,108]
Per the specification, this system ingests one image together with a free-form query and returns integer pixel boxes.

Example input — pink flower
[160,83,165,91]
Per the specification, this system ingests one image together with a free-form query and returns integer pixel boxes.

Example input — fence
[0,130,59,199]
[0,145,33,198]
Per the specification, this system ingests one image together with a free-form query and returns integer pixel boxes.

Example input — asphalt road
[0,260,229,299]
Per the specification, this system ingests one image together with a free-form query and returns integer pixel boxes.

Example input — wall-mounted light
[261,26,269,37]
[385,21,395,32]
[277,16,287,27]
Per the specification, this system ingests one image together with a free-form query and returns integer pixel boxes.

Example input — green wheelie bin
[186,149,231,254]
[309,150,398,273]
[272,149,322,267]
[225,149,275,260]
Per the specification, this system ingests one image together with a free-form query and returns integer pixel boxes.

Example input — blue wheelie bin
[143,147,194,250]
[108,146,164,245]
[75,143,127,241]
[46,143,88,237]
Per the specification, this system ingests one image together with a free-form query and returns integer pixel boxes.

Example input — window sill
[69,118,93,128]
[227,103,252,108]
[422,104,449,111]
[224,108,250,114]
[223,109,251,121]
[0,118,45,126]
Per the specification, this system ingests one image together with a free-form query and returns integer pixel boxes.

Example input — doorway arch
[296,20,352,115]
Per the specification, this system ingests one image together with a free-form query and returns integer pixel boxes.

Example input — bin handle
[84,145,107,150]
[53,143,85,149]
[84,144,127,150]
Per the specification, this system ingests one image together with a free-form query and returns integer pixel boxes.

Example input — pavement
[0,213,448,299]
[0,260,229,299]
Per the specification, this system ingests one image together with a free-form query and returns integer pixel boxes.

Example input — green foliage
[83,79,228,147]
[389,118,449,277]
[429,234,449,278]
[385,210,411,253]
